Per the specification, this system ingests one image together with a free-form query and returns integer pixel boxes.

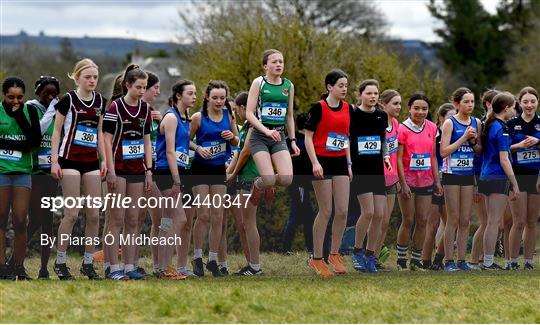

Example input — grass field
[1,253,539,323]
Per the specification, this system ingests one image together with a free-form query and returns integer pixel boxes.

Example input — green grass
[1,253,539,323]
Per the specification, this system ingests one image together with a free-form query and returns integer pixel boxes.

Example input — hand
[100,161,108,180]
[474,186,482,203]
[151,110,162,121]
[144,173,153,194]
[384,157,392,172]
[107,173,117,192]
[434,181,443,196]
[226,173,237,186]
[51,162,62,180]
[464,126,477,141]
[401,183,412,199]
[509,189,520,201]
[221,130,234,141]
[196,146,212,159]
[170,183,181,198]
[519,136,539,149]
[265,129,281,142]
[291,142,300,157]
[312,162,324,179]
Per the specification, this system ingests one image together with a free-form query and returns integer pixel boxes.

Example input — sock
[366,250,375,257]
[524,259,532,265]
[411,248,422,262]
[483,254,494,267]
[124,264,135,273]
[110,264,121,273]
[208,251,218,262]
[218,261,228,269]
[83,252,93,265]
[193,248,203,259]
[104,262,111,270]
[56,250,67,264]
[177,266,187,273]
[250,263,261,271]
[396,244,408,261]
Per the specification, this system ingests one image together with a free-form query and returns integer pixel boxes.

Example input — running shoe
[107,270,128,280]
[524,262,534,270]
[178,268,197,277]
[396,259,408,271]
[219,266,229,276]
[136,266,147,276]
[444,261,459,272]
[249,183,263,206]
[54,262,75,280]
[236,265,263,276]
[307,258,334,278]
[457,261,473,271]
[409,259,427,271]
[378,246,390,264]
[105,266,111,278]
[0,264,14,280]
[366,255,378,273]
[328,254,347,274]
[13,265,32,280]
[80,263,102,280]
[481,262,503,271]
[264,187,275,205]
[191,257,205,277]
[352,251,366,272]
[160,267,188,280]
[507,262,520,270]
[467,263,481,271]
[125,270,146,280]
[38,268,50,280]
[206,260,224,277]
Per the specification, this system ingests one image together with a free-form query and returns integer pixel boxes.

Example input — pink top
[384,118,399,187]
[398,118,437,188]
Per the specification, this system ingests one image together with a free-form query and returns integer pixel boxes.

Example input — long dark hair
[201,80,233,119]
[121,64,147,96]
[482,92,515,146]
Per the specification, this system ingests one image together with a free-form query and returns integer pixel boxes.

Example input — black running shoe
[80,263,102,280]
[524,262,534,270]
[509,262,520,270]
[192,258,205,277]
[237,265,263,276]
[206,260,223,277]
[482,262,503,271]
[54,262,74,280]
[105,266,111,278]
[38,268,50,280]
[13,265,32,280]
[219,266,229,276]
[0,264,14,280]
[235,265,250,275]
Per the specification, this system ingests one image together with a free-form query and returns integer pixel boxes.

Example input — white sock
[104,262,111,270]
[208,251,218,262]
[125,264,135,272]
[218,261,228,269]
[250,263,260,271]
[83,252,93,265]
[110,264,121,273]
[194,248,203,259]
[56,250,67,264]
[483,254,494,267]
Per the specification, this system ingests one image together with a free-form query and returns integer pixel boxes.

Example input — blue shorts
[0,174,32,189]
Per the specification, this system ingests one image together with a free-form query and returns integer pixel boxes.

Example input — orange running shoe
[308,258,334,279]
[161,266,187,280]
[93,250,104,263]
[328,254,347,274]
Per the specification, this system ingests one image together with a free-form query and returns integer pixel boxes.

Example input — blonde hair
[68,58,98,81]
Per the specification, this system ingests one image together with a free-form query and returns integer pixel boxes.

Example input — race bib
[516,149,540,164]
[0,149,22,161]
[387,135,398,154]
[38,149,52,169]
[326,133,348,152]
[358,136,381,155]
[201,141,226,159]
[450,153,474,171]
[410,153,431,171]
[261,102,287,124]
[73,125,97,148]
[122,139,144,160]
[176,147,189,168]
[151,140,157,161]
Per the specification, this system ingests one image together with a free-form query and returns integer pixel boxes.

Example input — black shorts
[117,174,145,184]
[352,174,386,196]
[442,173,475,186]
[385,182,398,195]
[190,162,226,187]
[432,193,445,205]
[153,168,192,193]
[478,179,510,196]
[314,155,349,180]
[238,178,255,191]
[410,185,434,196]
[59,157,99,175]
[514,167,539,194]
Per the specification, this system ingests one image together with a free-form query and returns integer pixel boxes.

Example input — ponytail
[121,64,147,96]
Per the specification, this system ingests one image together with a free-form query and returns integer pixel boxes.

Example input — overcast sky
[1,0,499,43]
